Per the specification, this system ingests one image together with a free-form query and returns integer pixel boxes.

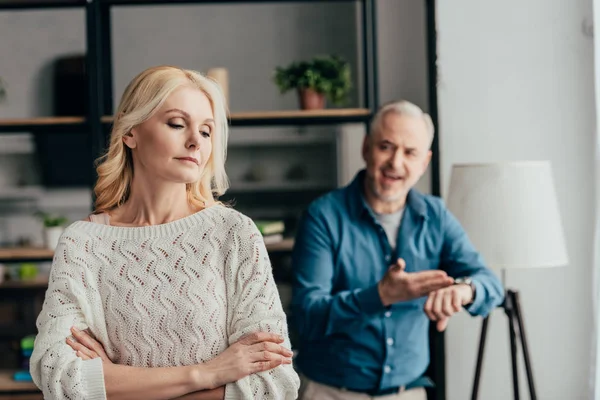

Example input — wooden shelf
[230,108,370,126]
[0,248,54,263]
[107,0,356,6]
[229,180,333,193]
[0,109,369,133]
[228,134,334,147]
[0,117,86,133]
[0,239,293,271]
[0,371,39,394]
[230,108,370,119]
[102,108,371,127]
[265,238,294,253]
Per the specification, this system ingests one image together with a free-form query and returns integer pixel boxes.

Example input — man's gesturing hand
[377,258,454,307]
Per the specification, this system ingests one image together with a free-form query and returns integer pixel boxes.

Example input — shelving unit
[0,238,292,266]
[0,370,41,398]
[0,0,445,398]
[0,248,53,263]
[0,117,86,133]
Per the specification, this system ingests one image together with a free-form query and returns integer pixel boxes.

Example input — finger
[66,337,93,355]
[424,292,436,321]
[411,270,450,283]
[73,344,96,359]
[71,327,100,351]
[249,342,294,357]
[249,350,293,365]
[252,357,288,374]
[65,337,78,351]
[419,277,455,295]
[71,327,109,360]
[395,258,406,271]
[433,289,445,319]
[437,317,449,332]
[76,351,92,360]
[239,332,284,346]
[442,291,455,317]
[452,291,462,312]
[388,259,405,275]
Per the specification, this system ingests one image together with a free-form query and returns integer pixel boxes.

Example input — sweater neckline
[70,204,223,239]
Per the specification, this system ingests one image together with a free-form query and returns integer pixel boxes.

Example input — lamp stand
[470,289,537,400]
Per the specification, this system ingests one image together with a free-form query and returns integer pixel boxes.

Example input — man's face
[362,112,432,204]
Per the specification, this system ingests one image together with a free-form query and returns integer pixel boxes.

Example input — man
[291,100,504,400]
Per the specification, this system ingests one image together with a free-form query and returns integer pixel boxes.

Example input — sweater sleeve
[223,217,300,400]
[29,235,107,400]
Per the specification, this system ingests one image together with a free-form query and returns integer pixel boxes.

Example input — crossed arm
[65,327,290,400]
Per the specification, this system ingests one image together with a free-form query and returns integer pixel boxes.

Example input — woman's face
[124,86,215,184]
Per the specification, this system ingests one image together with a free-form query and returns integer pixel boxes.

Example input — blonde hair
[370,100,435,147]
[93,65,229,213]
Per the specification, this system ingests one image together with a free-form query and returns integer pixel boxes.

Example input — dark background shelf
[0,0,84,10]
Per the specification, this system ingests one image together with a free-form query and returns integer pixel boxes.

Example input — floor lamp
[446,161,568,400]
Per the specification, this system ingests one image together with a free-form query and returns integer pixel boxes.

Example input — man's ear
[361,134,370,162]
[123,128,137,149]
[423,150,432,170]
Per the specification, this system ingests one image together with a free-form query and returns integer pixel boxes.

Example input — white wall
[436,1,595,399]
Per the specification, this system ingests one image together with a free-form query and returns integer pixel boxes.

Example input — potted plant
[273,55,352,110]
[35,211,68,250]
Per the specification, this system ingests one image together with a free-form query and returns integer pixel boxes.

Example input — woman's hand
[202,332,293,389]
[66,326,113,364]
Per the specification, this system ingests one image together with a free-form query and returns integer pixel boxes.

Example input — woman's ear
[123,128,137,149]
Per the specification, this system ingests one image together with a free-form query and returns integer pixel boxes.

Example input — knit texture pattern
[29,205,300,400]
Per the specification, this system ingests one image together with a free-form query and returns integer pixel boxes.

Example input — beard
[366,173,406,203]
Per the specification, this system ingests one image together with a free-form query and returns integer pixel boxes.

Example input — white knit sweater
[29,205,300,400]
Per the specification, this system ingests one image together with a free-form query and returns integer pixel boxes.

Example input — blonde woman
[29,66,300,400]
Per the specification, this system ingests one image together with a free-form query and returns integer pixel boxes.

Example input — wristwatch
[454,277,476,305]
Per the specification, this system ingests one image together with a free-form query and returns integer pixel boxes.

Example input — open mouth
[382,170,404,181]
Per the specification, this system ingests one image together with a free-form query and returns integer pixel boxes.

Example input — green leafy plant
[273,55,352,105]
[35,211,68,228]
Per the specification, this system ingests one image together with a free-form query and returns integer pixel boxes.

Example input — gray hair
[369,100,435,147]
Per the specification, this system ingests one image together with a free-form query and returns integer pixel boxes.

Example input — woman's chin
[165,173,202,185]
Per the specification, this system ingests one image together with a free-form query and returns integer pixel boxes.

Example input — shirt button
[385,254,391,262]
[385,311,392,318]
[384,365,391,374]
[387,338,394,346]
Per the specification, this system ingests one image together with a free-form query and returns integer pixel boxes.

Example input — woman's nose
[186,130,201,150]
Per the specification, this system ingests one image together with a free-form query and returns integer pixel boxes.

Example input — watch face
[454,277,472,285]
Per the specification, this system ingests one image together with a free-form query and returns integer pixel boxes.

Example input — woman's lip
[176,157,199,165]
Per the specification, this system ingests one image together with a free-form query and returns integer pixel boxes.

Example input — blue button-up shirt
[291,170,504,392]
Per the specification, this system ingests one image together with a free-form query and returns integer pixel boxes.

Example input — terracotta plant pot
[298,88,326,110]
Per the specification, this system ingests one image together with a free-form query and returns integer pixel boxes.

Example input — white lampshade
[446,161,568,269]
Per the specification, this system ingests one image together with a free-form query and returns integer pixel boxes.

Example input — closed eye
[201,130,211,138]
[168,122,184,130]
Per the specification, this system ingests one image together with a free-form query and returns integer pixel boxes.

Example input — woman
[29,65,300,400]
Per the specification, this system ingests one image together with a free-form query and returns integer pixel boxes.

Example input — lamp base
[471,289,537,400]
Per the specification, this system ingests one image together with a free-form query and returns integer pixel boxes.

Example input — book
[263,233,284,245]
[253,220,285,236]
